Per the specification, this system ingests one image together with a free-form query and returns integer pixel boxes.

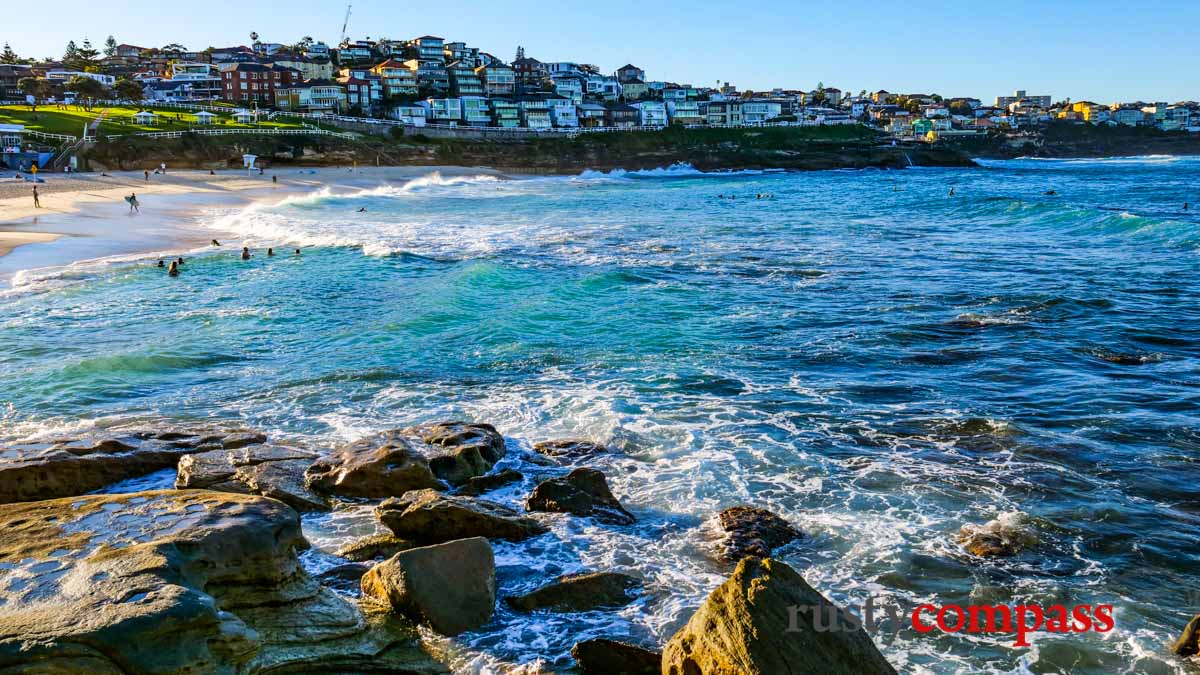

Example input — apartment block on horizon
[996,89,1051,108]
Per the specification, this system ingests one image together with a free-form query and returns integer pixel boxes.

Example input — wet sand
[0,166,500,284]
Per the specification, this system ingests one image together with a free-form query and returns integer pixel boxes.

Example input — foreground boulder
[506,572,641,613]
[0,426,266,504]
[955,512,1037,557]
[336,532,418,562]
[377,489,549,543]
[0,490,444,673]
[456,468,523,496]
[716,505,802,563]
[176,444,328,512]
[532,439,608,461]
[1173,614,1200,657]
[572,638,661,675]
[305,431,441,499]
[361,537,496,636]
[662,557,896,675]
[404,421,506,484]
[526,468,635,525]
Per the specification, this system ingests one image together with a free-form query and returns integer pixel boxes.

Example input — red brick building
[220,63,301,105]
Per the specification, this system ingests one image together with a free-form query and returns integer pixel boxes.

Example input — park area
[0,104,318,138]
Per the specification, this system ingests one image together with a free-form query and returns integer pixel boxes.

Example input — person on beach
[33,186,40,208]
[144,170,149,182]
[160,163,167,174]
[167,261,179,277]
[127,193,140,213]
[272,175,278,184]
[241,247,251,260]
[267,248,275,257]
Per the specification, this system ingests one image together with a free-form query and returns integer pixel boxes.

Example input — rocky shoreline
[0,420,899,673]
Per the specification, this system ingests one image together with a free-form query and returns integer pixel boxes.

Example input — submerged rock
[1173,614,1200,657]
[525,468,635,525]
[0,427,267,504]
[0,490,443,673]
[661,557,896,675]
[336,532,418,562]
[572,638,662,675]
[361,537,496,636]
[506,572,641,613]
[377,489,549,543]
[305,432,441,499]
[532,439,608,461]
[455,468,524,496]
[956,512,1037,557]
[404,421,506,485]
[176,444,328,512]
[716,505,802,563]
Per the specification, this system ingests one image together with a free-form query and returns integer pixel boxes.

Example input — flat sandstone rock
[0,490,443,674]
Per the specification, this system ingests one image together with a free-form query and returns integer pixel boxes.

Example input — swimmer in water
[157,259,164,268]
[267,248,275,256]
[167,261,179,277]
[294,248,301,256]
[948,187,956,197]
[241,247,251,260]
[176,257,184,266]
[357,207,367,212]
[1044,190,1057,196]
[211,239,221,247]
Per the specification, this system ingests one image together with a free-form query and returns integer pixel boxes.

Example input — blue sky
[4,0,1197,103]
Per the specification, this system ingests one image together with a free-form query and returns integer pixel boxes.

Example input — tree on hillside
[63,40,79,63]
[68,75,108,110]
[104,35,117,56]
[114,78,144,103]
[161,43,186,54]
[18,77,41,107]
[76,38,100,67]
[1,43,19,64]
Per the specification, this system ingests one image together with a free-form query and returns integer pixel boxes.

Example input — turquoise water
[2,158,1200,672]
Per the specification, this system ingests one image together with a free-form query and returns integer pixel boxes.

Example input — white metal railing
[105,128,356,140]
[24,130,80,142]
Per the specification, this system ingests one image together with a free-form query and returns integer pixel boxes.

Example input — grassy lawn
[0,104,311,137]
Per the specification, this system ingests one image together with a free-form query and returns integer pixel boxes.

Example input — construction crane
[339,3,352,46]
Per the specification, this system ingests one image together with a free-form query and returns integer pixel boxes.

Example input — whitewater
[2,157,1199,673]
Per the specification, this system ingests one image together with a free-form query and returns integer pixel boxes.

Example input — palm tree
[250,31,259,43]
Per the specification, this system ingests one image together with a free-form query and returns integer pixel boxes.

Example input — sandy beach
[0,166,499,284]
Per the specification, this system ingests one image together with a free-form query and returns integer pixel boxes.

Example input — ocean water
[2,157,1200,673]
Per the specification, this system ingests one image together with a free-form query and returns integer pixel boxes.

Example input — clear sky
[4,0,1197,103]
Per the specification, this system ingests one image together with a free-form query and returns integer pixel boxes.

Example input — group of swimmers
[717,193,775,200]
[161,240,302,277]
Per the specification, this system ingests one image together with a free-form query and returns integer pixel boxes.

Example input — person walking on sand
[167,260,180,277]
[144,169,149,182]
[272,175,278,184]
[241,247,251,260]
[127,193,140,213]
[33,186,40,208]
[160,163,167,174]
